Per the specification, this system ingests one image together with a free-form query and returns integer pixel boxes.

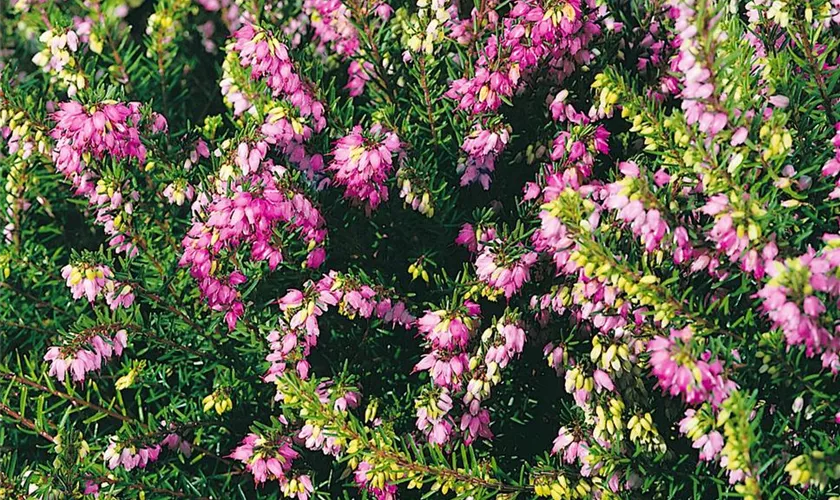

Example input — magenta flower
[180,168,328,329]
[163,180,195,206]
[160,433,193,457]
[281,474,314,500]
[415,389,455,445]
[51,101,146,180]
[413,350,470,389]
[232,24,326,132]
[474,244,538,299]
[757,243,840,371]
[328,123,403,211]
[50,100,153,256]
[417,310,473,350]
[647,328,735,407]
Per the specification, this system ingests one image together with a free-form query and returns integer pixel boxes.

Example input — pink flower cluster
[50,101,146,179]
[415,389,455,445]
[445,0,602,188]
[232,24,326,132]
[103,438,161,471]
[821,122,840,199]
[229,433,301,486]
[679,409,724,463]
[460,317,525,443]
[61,262,112,302]
[226,25,329,179]
[413,302,481,389]
[298,383,361,455]
[455,222,497,253]
[414,312,526,446]
[551,426,588,464]
[161,432,193,457]
[327,123,403,211]
[700,194,775,278]
[758,240,840,372]
[51,101,160,256]
[355,461,398,500]
[457,123,510,189]
[260,104,326,180]
[647,327,736,407]
[266,271,414,382]
[603,161,670,253]
[163,179,195,206]
[61,262,135,309]
[304,0,360,57]
[413,304,527,445]
[44,328,128,383]
[670,1,728,136]
[345,60,373,97]
[474,243,538,299]
[180,166,327,329]
[446,0,600,114]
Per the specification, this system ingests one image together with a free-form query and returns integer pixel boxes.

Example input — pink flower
[180,168,328,328]
[415,389,455,445]
[460,403,492,444]
[61,263,113,302]
[304,0,360,57]
[593,369,614,392]
[647,328,735,407]
[51,101,146,180]
[417,310,473,350]
[232,25,325,131]
[228,433,300,484]
[457,123,510,189]
[730,127,748,146]
[50,101,151,256]
[413,350,470,389]
[551,427,587,464]
[104,281,135,310]
[354,461,398,500]
[345,60,372,97]
[103,437,161,471]
[44,329,128,383]
[160,433,193,457]
[281,474,314,500]
[328,124,403,210]
[163,180,195,206]
[474,244,538,298]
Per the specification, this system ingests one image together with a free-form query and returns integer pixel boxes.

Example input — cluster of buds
[32,28,86,96]
[397,167,435,217]
[145,0,192,61]
[399,0,451,57]
[162,179,195,206]
[203,388,234,415]
[0,95,51,160]
[784,451,838,490]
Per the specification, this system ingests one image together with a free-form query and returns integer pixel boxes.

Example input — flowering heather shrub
[5,0,840,499]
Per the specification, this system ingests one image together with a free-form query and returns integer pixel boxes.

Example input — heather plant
[3,0,840,498]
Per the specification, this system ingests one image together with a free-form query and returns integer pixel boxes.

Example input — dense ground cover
[2,0,840,498]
